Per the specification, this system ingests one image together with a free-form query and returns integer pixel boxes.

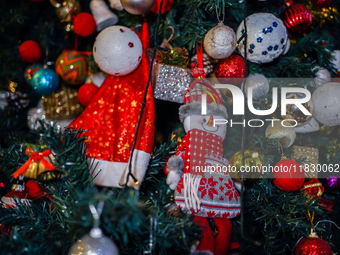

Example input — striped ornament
[281,4,312,34]
[55,50,88,85]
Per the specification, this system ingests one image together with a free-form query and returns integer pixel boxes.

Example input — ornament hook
[89,200,105,229]
[215,2,225,23]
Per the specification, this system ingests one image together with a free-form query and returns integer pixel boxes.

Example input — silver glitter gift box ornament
[152,63,191,104]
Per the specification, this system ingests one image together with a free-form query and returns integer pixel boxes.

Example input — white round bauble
[312,82,340,126]
[93,26,143,76]
[109,0,124,10]
[120,0,154,15]
[69,228,119,255]
[236,13,288,64]
[204,22,237,59]
[294,117,320,133]
[313,66,331,88]
[245,73,269,100]
[85,72,107,88]
[283,38,290,55]
[331,50,340,71]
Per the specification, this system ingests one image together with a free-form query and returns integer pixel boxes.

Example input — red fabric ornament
[77,83,100,106]
[214,54,245,85]
[70,22,155,189]
[272,159,305,191]
[150,0,173,14]
[19,40,42,63]
[281,4,312,34]
[301,178,334,212]
[311,0,332,8]
[73,13,96,37]
[295,230,333,255]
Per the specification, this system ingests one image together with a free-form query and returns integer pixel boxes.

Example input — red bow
[301,178,334,212]
[12,148,55,179]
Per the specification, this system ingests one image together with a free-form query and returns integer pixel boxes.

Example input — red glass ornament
[272,159,305,191]
[19,40,42,63]
[73,13,96,37]
[281,4,312,34]
[214,55,245,85]
[311,0,332,8]
[150,0,173,14]
[77,83,99,106]
[295,230,333,255]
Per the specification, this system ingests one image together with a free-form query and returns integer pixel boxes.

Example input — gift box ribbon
[13,148,55,179]
[301,178,334,212]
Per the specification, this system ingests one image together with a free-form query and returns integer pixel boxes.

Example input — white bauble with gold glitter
[204,22,237,59]
[265,120,296,148]
[93,26,142,76]
[237,13,288,64]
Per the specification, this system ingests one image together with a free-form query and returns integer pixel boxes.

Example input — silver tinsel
[27,101,74,131]
[153,63,192,104]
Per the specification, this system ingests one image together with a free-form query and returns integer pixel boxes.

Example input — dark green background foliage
[0,0,340,254]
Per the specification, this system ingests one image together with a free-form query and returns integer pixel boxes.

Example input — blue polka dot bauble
[237,13,288,64]
[31,68,59,96]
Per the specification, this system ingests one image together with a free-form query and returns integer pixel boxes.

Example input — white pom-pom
[237,13,288,64]
[93,26,143,76]
[204,22,237,59]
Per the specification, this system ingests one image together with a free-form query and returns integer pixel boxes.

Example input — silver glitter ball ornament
[69,228,119,255]
[244,73,269,100]
[312,82,340,127]
[153,63,191,103]
[237,13,288,64]
[204,22,237,59]
[120,0,155,15]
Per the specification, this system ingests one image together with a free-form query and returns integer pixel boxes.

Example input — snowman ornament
[166,80,241,255]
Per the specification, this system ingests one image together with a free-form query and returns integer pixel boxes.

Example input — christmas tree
[0,0,340,254]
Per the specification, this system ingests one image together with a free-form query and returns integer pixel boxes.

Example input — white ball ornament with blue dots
[237,13,288,64]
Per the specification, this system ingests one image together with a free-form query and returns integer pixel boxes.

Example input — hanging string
[315,220,340,230]
[215,1,225,23]
[240,0,249,250]
[278,141,286,159]
[89,200,105,229]
[307,209,315,229]
[124,0,170,188]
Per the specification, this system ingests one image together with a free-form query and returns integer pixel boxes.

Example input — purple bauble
[320,176,339,192]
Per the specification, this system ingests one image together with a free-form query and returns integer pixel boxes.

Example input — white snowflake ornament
[237,13,288,64]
